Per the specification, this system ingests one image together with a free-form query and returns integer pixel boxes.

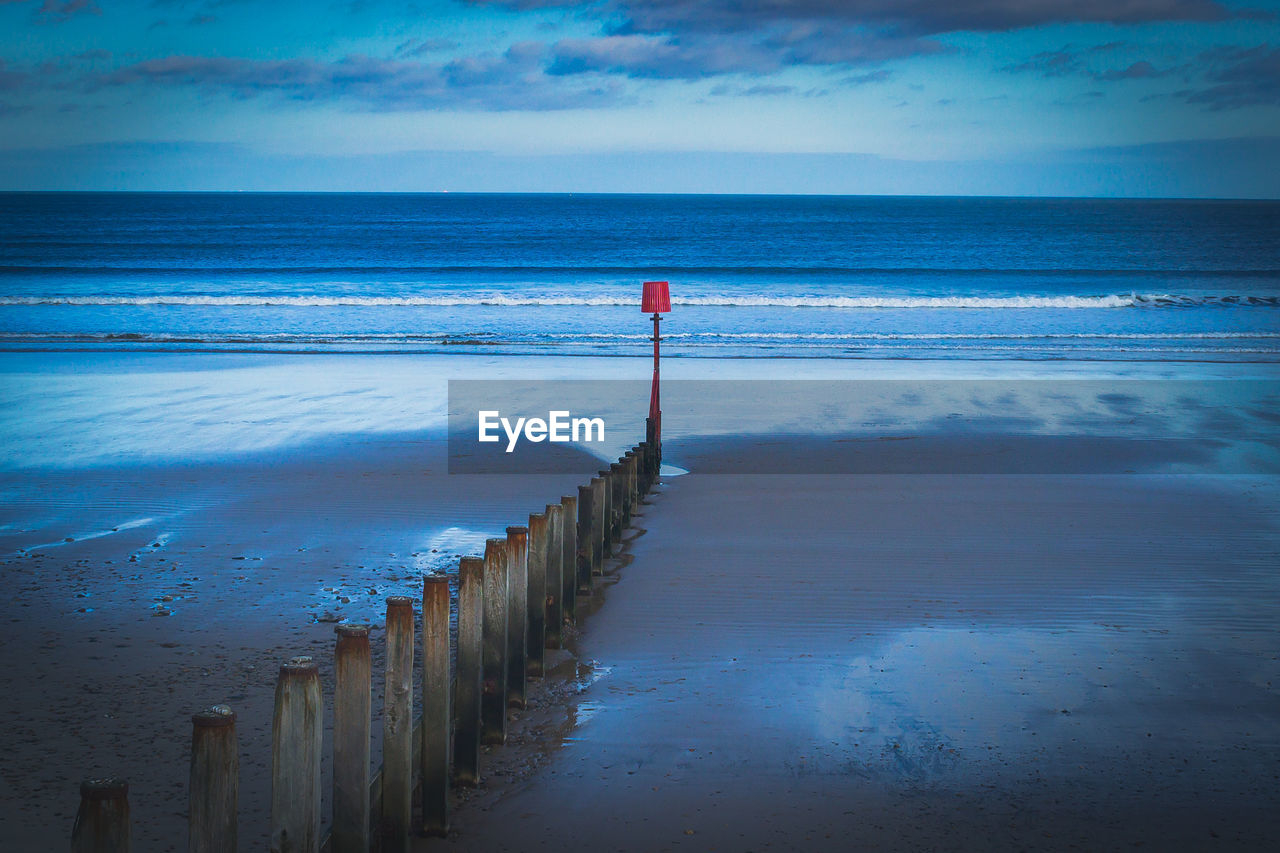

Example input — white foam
[0,293,1157,308]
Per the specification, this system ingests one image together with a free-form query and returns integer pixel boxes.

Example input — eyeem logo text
[478,410,605,453]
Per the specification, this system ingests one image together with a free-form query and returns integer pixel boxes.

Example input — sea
[1,192,1277,361]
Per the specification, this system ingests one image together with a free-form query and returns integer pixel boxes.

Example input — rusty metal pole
[332,625,370,853]
[544,503,563,649]
[454,556,484,786]
[505,526,529,709]
[481,538,509,744]
[421,574,450,837]
[527,513,547,678]
[72,778,130,853]
[561,494,578,623]
[270,656,321,853]
[381,597,414,853]
[650,311,662,450]
[189,705,237,853]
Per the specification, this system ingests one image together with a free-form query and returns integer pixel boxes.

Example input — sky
[0,0,1278,196]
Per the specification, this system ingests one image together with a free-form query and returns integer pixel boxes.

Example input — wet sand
[431,441,1280,851]
[2,353,1278,850]
[0,431,596,849]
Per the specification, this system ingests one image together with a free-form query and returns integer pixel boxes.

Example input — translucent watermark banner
[448,379,1279,475]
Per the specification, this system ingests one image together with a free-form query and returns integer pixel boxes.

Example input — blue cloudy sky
[1,0,1278,195]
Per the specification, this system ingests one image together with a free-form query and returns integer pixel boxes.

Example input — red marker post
[641,280,671,457]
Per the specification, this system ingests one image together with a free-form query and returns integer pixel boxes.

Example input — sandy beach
[1,352,1278,850]
[436,466,1280,852]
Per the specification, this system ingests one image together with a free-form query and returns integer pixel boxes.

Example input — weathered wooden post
[481,538,509,744]
[454,556,484,785]
[610,462,625,543]
[636,446,644,493]
[422,574,450,837]
[270,656,321,853]
[544,503,564,648]
[619,455,632,526]
[561,494,578,622]
[72,778,130,853]
[591,475,607,573]
[506,526,529,709]
[189,705,237,853]
[627,452,638,517]
[527,513,548,677]
[598,469,614,556]
[332,625,370,853]
[382,596,414,853]
[646,416,656,470]
[576,484,594,595]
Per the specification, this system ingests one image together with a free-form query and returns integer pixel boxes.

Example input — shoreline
[2,345,1278,363]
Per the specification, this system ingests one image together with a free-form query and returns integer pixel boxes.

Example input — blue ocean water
[1,192,1277,360]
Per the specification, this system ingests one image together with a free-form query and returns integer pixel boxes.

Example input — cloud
[90,50,628,111]
[475,0,1241,84]
[1095,60,1173,80]
[0,0,99,20]
[395,38,460,57]
[1184,44,1280,109]
[1002,49,1081,77]
[466,0,1255,82]
[37,0,100,21]
[0,60,30,92]
[843,69,893,85]
[709,82,795,96]
[471,0,1244,36]
[1002,44,1184,83]
[544,26,940,80]
[547,34,785,78]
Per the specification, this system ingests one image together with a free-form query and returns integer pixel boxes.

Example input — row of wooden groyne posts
[70,425,662,853]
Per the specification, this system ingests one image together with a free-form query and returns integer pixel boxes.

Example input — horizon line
[2,190,1277,202]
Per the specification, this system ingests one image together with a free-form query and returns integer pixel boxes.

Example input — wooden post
[598,469,614,556]
[481,538,509,744]
[561,495,578,623]
[270,656,321,853]
[422,574,450,837]
[544,504,563,649]
[454,556,484,786]
[332,625,370,853]
[614,450,624,525]
[627,452,638,518]
[610,462,625,543]
[592,476,607,574]
[506,526,528,709]
[72,778,130,853]
[527,513,547,677]
[637,442,650,494]
[646,416,656,471]
[577,484,594,595]
[382,597,414,853]
[189,706,237,853]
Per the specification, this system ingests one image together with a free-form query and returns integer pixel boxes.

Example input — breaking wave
[2,293,1278,308]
